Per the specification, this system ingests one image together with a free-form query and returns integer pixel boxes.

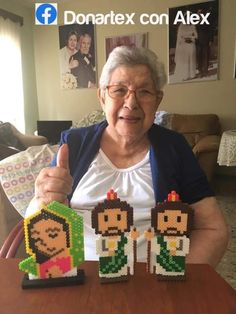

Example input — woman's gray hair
[99,46,166,91]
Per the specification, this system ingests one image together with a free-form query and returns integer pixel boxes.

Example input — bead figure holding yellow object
[145,191,194,280]
[92,189,139,283]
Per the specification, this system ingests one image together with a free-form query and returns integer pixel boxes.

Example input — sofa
[165,113,221,182]
[0,113,221,255]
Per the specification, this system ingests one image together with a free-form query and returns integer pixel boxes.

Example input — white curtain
[0,16,25,132]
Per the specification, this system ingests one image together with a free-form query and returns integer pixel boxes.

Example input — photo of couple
[59,23,96,89]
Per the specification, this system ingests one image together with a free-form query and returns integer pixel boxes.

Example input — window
[0,14,25,132]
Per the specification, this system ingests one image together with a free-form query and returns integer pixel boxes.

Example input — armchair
[169,114,221,181]
[0,143,20,160]
[0,122,48,160]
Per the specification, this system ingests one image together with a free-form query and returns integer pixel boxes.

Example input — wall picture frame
[168,0,219,84]
[234,39,236,79]
[105,32,148,60]
[58,22,97,89]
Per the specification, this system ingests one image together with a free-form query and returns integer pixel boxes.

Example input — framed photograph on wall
[168,0,219,84]
[234,39,236,79]
[58,22,96,89]
[105,33,148,60]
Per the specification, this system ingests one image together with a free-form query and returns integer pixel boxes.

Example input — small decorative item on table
[91,189,139,283]
[145,191,194,281]
[19,201,85,289]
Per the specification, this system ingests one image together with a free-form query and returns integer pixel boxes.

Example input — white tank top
[70,149,155,262]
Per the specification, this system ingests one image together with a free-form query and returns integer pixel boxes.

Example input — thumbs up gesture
[56,143,70,170]
[34,144,73,206]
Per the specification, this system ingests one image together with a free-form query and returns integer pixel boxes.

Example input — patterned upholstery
[73,110,105,128]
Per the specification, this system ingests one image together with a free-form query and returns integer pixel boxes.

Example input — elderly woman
[28,46,228,267]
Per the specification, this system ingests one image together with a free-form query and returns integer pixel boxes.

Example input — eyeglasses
[106,85,157,102]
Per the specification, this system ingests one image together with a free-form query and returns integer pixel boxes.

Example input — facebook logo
[35,3,57,25]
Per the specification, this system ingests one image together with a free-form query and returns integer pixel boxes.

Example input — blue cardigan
[53,120,214,204]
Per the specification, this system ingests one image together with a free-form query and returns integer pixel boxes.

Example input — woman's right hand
[33,144,73,209]
[69,58,79,69]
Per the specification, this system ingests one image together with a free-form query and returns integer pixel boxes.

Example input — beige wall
[33,0,236,131]
[1,0,235,133]
[0,0,39,134]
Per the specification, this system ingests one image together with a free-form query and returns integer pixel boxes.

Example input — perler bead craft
[145,191,194,281]
[91,189,139,283]
[19,201,85,288]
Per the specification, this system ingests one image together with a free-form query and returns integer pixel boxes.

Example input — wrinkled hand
[34,144,73,206]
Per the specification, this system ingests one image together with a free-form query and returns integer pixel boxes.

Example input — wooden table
[0,259,235,314]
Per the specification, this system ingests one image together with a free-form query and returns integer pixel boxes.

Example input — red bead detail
[167,191,180,202]
[107,189,117,200]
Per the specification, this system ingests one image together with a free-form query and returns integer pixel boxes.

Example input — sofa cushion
[169,113,221,149]
[193,135,221,155]
[182,133,203,148]
[73,109,105,128]
[154,111,173,129]
[170,114,221,136]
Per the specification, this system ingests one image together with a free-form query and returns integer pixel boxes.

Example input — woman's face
[30,218,68,258]
[99,65,163,142]
[67,34,78,51]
